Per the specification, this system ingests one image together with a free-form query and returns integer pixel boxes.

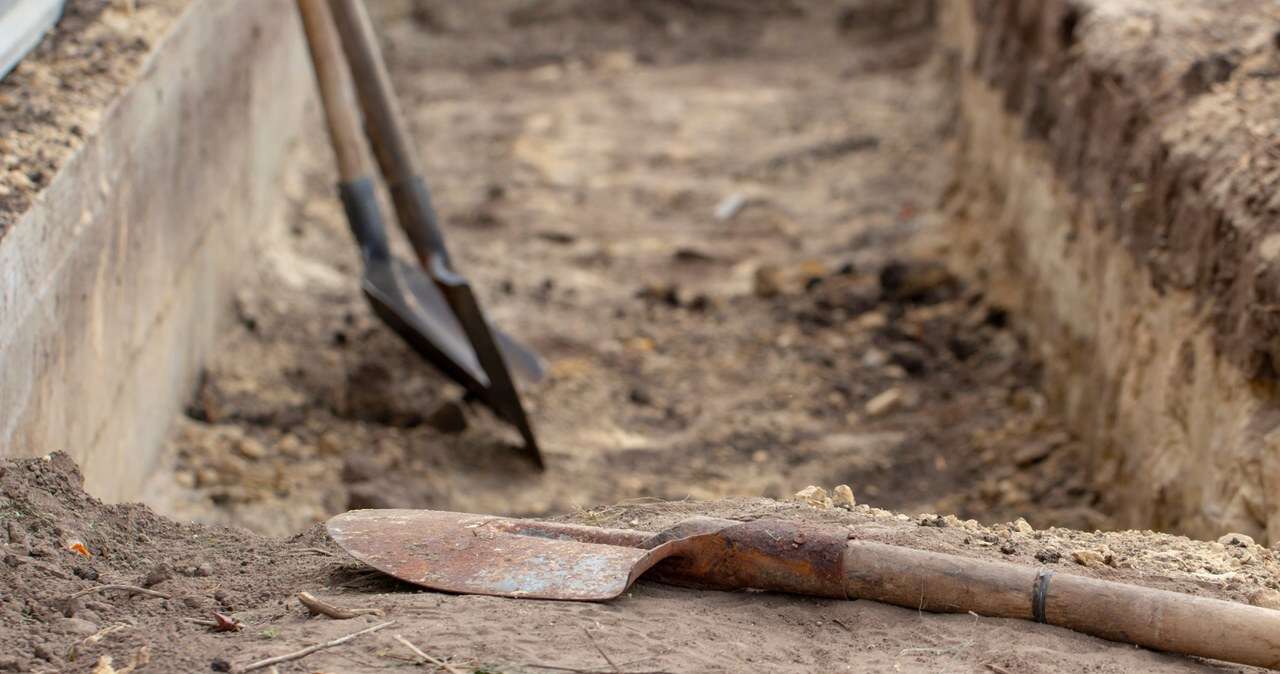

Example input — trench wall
[0,0,311,502]
[940,0,1280,541]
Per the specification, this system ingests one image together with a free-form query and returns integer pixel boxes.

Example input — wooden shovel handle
[644,519,1280,669]
[842,540,1280,670]
[326,0,420,184]
[296,0,371,182]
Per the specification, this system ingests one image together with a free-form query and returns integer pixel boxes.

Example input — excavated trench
[150,0,1115,538]
[6,1,1280,671]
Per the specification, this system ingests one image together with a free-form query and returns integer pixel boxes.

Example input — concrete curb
[0,0,313,501]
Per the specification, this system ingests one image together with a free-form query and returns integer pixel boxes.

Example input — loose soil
[4,453,1280,673]
[8,1,1276,672]
[155,0,1103,539]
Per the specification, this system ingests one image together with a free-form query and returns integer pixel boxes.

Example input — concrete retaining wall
[940,0,1280,542]
[0,0,311,502]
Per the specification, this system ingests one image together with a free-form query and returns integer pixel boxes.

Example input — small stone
[624,336,655,352]
[857,311,888,329]
[141,563,172,588]
[861,348,890,368]
[1035,548,1062,564]
[628,388,652,406]
[1013,518,1034,534]
[791,486,829,509]
[233,436,267,460]
[714,192,749,221]
[864,388,903,417]
[1072,549,1107,567]
[194,562,214,577]
[1249,589,1280,610]
[211,659,232,672]
[753,265,783,298]
[1218,532,1256,548]
[31,644,56,662]
[832,485,856,509]
[425,401,468,434]
[878,260,956,303]
[59,595,84,618]
[57,618,99,636]
[638,283,681,307]
[6,522,27,549]
[999,541,1017,555]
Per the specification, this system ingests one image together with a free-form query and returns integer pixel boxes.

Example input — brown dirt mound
[2,453,1278,672]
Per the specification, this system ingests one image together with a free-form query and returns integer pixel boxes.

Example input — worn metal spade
[328,509,1280,670]
[298,0,544,467]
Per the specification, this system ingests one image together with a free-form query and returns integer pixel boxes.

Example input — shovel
[328,509,1280,670]
[297,0,545,467]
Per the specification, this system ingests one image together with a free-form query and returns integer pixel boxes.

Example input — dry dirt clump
[2,453,1279,673]
[0,0,189,235]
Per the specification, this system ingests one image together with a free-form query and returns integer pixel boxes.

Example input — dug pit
[149,0,1103,538]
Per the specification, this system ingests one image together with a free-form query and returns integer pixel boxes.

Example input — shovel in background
[297,0,545,468]
[328,508,1280,671]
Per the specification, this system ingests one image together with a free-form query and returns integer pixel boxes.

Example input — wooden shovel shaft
[641,520,1280,669]
[842,541,1280,670]
[326,0,420,184]
[296,0,370,183]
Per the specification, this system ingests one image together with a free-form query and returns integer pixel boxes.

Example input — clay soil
[6,1,1279,672]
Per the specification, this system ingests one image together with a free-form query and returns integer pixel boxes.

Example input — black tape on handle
[1032,568,1053,624]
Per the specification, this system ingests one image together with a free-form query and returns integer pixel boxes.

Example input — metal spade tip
[326,510,665,601]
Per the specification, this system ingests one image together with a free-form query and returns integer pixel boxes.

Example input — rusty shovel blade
[326,509,851,601]
[327,509,676,600]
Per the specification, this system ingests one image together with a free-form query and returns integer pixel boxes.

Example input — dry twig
[297,591,383,619]
[68,585,170,601]
[583,627,620,672]
[392,634,467,674]
[521,666,672,674]
[82,624,129,645]
[239,620,394,672]
[291,547,335,557]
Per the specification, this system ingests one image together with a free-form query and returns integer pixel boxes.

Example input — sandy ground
[2,453,1278,673]
[154,0,1104,540]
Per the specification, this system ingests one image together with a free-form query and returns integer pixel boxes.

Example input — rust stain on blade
[328,511,849,602]
[327,509,672,600]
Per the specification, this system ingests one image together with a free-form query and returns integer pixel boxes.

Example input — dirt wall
[939,0,1280,541]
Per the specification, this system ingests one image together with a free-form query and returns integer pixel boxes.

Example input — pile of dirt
[3,453,1279,672]
[0,0,188,234]
[156,0,1101,538]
